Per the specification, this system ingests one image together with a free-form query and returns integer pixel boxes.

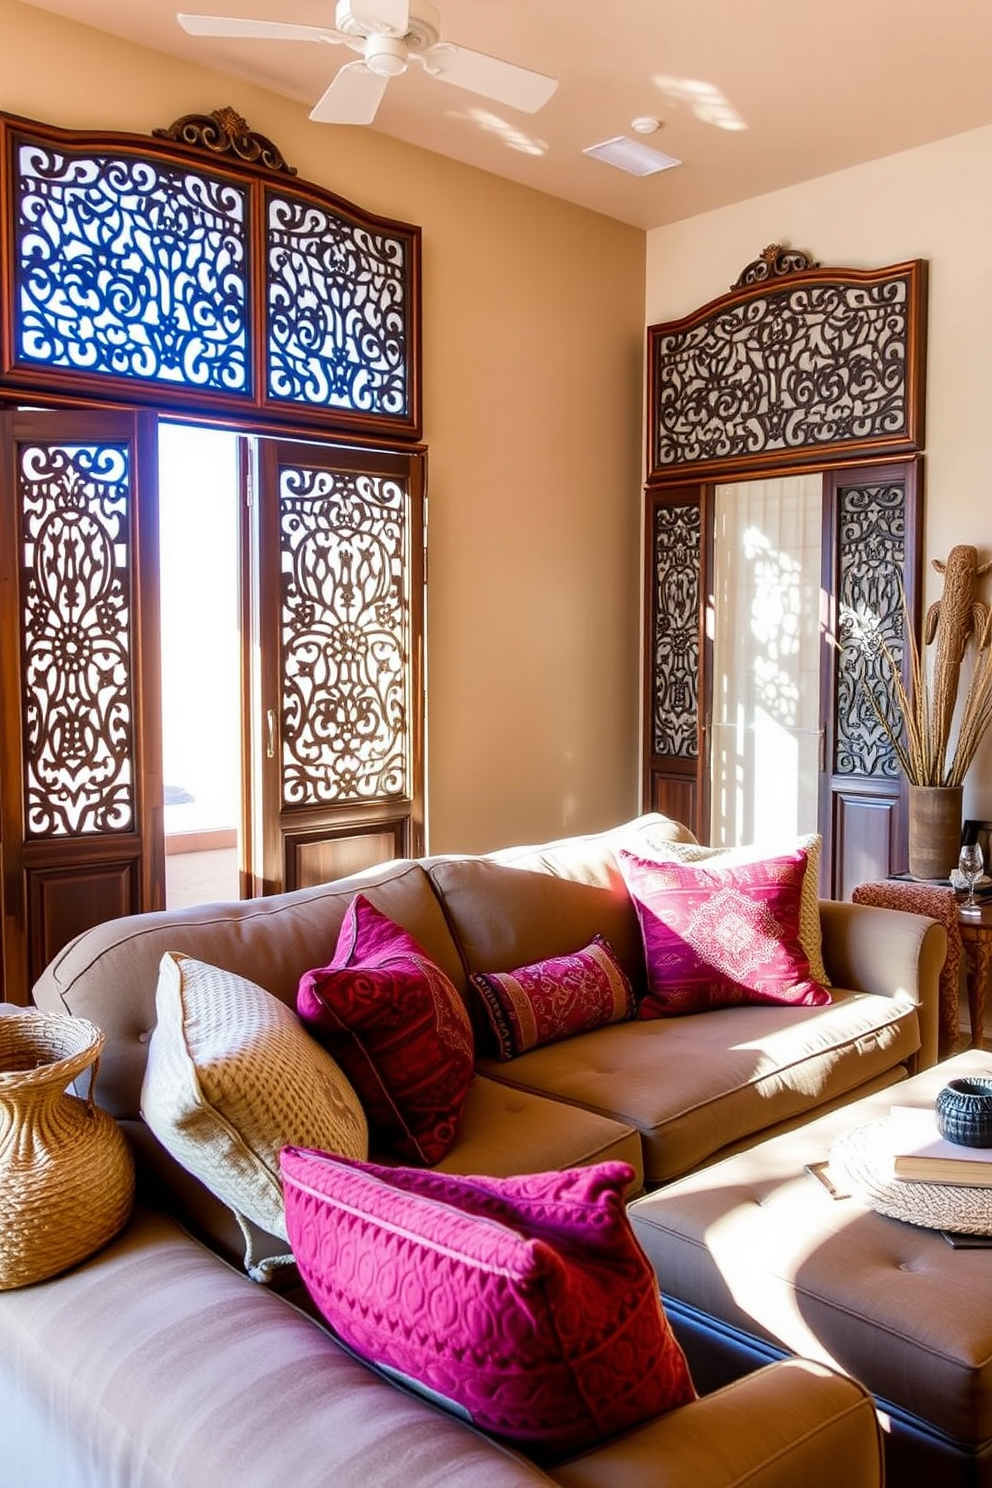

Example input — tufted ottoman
[629,1051,992,1488]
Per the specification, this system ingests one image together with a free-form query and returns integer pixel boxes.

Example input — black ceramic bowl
[935,1077,992,1148]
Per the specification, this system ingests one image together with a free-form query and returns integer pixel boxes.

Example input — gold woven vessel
[0,1010,135,1289]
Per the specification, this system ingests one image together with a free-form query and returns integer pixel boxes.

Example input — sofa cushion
[475,988,920,1185]
[618,848,829,1014]
[470,935,634,1059]
[635,833,830,986]
[298,895,475,1166]
[140,952,368,1251]
[426,1074,644,1189]
[281,1151,695,1462]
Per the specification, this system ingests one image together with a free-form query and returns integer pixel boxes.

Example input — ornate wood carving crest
[647,251,928,481]
[153,106,296,174]
[732,243,819,288]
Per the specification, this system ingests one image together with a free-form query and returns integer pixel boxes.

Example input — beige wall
[1,0,646,853]
[646,126,992,820]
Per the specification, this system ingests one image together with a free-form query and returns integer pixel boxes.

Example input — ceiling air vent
[582,136,682,177]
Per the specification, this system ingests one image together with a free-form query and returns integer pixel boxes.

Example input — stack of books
[888,1105,992,1186]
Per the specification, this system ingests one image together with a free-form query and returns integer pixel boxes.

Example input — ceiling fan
[177,0,559,125]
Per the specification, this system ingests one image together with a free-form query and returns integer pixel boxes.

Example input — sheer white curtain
[709,475,822,847]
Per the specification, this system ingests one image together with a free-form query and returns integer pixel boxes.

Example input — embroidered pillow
[281,1151,695,1462]
[297,895,474,1166]
[623,833,830,987]
[617,848,830,1015]
[140,953,368,1262]
[470,934,635,1060]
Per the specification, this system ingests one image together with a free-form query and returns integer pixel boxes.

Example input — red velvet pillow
[297,895,474,1165]
[281,1150,696,1462]
[470,934,635,1059]
[618,847,830,1015]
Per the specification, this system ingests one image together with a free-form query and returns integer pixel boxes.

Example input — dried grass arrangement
[855,547,992,788]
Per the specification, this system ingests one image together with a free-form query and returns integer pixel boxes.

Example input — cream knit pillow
[636,834,830,988]
[141,952,368,1271]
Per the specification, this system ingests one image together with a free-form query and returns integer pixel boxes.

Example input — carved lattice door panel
[246,439,425,894]
[0,409,164,1000]
[642,487,710,837]
[820,462,923,898]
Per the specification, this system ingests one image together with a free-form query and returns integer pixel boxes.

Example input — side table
[959,902,992,1049]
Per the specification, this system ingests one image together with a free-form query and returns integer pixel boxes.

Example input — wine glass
[959,842,985,916]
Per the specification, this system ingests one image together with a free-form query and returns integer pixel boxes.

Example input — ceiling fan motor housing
[365,34,409,76]
[334,0,441,49]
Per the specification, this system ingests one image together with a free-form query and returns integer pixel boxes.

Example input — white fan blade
[421,44,557,114]
[178,14,343,43]
[348,0,410,36]
[309,62,390,124]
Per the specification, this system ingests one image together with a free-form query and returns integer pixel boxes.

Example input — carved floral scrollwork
[15,140,250,392]
[20,443,136,836]
[652,273,912,469]
[651,503,701,758]
[280,465,409,805]
[835,482,908,777]
[267,193,409,416]
[153,107,296,175]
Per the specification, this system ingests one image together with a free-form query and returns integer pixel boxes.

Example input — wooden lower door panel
[25,851,137,989]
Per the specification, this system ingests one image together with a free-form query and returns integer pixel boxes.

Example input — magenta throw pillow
[470,934,635,1059]
[281,1150,696,1461]
[297,895,474,1165]
[618,847,830,1015]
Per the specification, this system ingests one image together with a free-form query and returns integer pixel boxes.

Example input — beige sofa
[3,813,946,1488]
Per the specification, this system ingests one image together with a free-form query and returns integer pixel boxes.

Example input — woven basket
[0,1010,135,1289]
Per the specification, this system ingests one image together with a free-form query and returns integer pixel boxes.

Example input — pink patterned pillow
[618,847,830,1016]
[281,1150,695,1461]
[297,895,474,1165]
[470,934,635,1059]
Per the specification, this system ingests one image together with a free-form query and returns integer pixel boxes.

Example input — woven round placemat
[830,1119,992,1235]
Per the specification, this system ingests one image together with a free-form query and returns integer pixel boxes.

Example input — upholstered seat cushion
[476,989,919,1185]
[391,1073,644,1192]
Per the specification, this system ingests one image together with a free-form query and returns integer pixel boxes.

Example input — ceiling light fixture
[630,116,661,135]
[582,136,682,177]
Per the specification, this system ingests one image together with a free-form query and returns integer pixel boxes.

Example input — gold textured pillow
[635,834,830,987]
[140,952,368,1260]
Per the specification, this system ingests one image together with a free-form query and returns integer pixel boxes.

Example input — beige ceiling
[18,0,992,229]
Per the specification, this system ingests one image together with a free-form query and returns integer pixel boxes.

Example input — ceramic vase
[908,784,963,881]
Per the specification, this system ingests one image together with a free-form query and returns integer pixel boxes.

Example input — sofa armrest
[548,1358,883,1488]
[818,899,947,1070]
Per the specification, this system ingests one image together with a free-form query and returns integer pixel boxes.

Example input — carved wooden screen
[647,249,926,482]
[0,408,163,998]
[644,247,928,870]
[247,440,424,894]
[0,110,421,440]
